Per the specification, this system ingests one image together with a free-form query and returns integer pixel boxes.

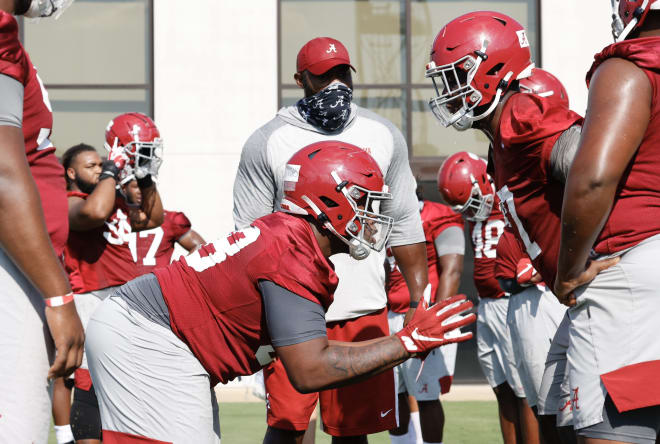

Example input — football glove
[396,294,475,355]
[107,140,130,171]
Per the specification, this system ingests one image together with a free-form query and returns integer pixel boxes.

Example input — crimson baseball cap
[296,37,356,75]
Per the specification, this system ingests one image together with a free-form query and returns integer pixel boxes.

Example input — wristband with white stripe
[45,292,75,307]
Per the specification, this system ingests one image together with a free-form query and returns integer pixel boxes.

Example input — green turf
[49,401,501,443]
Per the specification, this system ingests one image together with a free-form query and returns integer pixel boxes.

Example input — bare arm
[68,178,118,231]
[0,125,83,377]
[435,253,464,303]
[391,242,428,325]
[275,335,409,393]
[555,57,650,303]
[130,181,164,230]
[177,229,205,253]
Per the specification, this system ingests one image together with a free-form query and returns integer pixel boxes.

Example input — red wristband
[45,292,75,307]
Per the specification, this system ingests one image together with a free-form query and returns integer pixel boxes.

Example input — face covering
[297,82,353,133]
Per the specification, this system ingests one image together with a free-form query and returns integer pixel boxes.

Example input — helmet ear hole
[486,63,505,76]
[319,196,339,208]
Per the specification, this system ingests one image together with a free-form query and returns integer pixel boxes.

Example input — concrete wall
[540,1,612,116]
[154,0,278,241]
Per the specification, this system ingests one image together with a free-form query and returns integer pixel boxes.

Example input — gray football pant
[86,295,221,443]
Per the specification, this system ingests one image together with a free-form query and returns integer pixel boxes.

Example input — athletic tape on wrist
[45,292,75,307]
[409,300,419,309]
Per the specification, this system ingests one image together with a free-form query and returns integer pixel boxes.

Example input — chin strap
[300,195,370,260]
[468,71,514,124]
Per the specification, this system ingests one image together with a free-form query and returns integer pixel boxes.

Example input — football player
[233,37,429,444]
[425,12,594,443]
[122,179,206,272]
[437,152,529,444]
[62,114,164,443]
[0,2,85,442]
[554,2,660,442]
[386,183,465,444]
[85,141,476,443]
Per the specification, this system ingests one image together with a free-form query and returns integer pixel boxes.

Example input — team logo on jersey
[326,43,337,53]
[516,30,530,48]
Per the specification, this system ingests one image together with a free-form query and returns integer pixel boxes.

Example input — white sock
[389,432,416,444]
[410,411,423,444]
[54,424,74,444]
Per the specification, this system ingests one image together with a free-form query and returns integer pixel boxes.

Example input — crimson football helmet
[426,11,535,131]
[280,141,393,260]
[612,0,660,41]
[437,151,494,221]
[104,112,163,183]
[519,68,569,108]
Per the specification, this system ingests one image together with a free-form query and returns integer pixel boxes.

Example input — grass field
[49,401,502,443]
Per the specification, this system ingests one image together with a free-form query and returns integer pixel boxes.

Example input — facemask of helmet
[426,51,523,132]
[104,134,164,184]
[611,0,660,41]
[458,178,494,222]
[295,175,393,261]
[24,0,74,19]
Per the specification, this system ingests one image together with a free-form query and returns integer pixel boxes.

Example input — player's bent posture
[386,186,465,444]
[0,2,85,443]
[554,3,660,443]
[437,152,528,444]
[233,37,429,444]
[86,142,475,443]
[427,12,590,443]
[62,118,164,444]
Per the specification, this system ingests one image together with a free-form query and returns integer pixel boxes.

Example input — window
[21,0,153,155]
[279,0,539,166]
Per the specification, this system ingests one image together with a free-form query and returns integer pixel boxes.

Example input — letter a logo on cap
[327,44,337,53]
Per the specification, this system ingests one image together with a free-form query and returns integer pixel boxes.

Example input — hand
[516,258,542,286]
[396,294,476,355]
[553,256,620,307]
[107,140,130,171]
[45,303,84,379]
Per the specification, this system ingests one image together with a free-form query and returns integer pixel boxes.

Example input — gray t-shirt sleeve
[434,225,465,257]
[378,120,424,247]
[0,74,23,128]
[232,129,277,229]
[259,280,327,348]
[550,124,582,183]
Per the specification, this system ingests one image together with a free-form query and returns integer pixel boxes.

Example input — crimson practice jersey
[387,201,463,312]
[491,93,582,288]
[586,37,660,256]
[466,203,506,299]
[0,12,67,255]
[154,212,338,386]
[494,227,525,282]
[65,192,139,293]
[133,210,192,275]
